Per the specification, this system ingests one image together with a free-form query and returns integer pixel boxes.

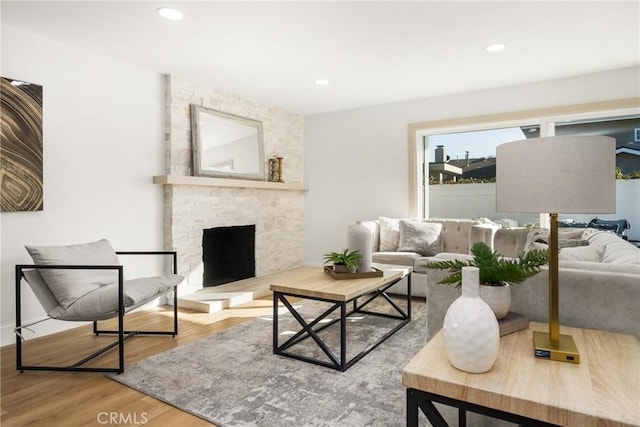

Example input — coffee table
[271,265,412,371]
[403,322,640,426]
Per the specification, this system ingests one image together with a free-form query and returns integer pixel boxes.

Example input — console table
[403,322,640,426]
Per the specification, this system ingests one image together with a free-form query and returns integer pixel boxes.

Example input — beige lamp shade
[496,135,616,214]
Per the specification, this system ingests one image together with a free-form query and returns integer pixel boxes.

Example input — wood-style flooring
[1,297,277,427]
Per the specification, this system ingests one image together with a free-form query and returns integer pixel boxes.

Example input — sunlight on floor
[149,298,294,326]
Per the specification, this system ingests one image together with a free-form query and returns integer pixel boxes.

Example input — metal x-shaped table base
[272,274,411,371]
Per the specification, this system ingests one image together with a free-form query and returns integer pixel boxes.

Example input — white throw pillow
[398,220,443,256]
[378,217,401,252]
[25,239,121,309]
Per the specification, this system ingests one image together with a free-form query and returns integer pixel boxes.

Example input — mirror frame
[190,104,266,180]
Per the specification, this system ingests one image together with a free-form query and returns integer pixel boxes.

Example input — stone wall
[164,75,304,289]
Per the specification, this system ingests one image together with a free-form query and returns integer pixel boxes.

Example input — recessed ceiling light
[485,43,506,53]
[315,79,330,86]
[157,7,183,21]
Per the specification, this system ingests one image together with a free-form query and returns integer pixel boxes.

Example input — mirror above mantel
[190,105,266,180]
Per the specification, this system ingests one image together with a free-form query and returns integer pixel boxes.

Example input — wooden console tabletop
[403,322,640,426]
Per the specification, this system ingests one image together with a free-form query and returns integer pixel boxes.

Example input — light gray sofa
[360,218,499,297]
[360,217,639,338]
[424,227,640,340]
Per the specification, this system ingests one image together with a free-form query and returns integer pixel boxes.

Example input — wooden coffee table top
[402,322,640,427]
[269,266,405,302]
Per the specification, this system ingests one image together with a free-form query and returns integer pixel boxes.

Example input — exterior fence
[428,180,640,241]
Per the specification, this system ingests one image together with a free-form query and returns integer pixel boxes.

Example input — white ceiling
[2,1,639,115]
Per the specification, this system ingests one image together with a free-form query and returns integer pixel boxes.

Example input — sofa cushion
[398,220,442,256]
[25,239,120,309]
[584,230,640,265]
[372,251,421,267]
[559,245,604,262]
[425,219,478,254]
[378,217,401,252]
[494,228,532,258]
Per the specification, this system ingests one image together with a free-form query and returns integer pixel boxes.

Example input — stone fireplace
[160,75,305,293]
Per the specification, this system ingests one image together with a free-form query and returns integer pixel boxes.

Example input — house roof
[616,146,640,156]
[2,2,638,114]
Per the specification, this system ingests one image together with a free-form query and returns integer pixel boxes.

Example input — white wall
[304,67,640,265]
[0,26,165,346]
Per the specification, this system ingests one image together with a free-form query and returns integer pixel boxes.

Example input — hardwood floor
[1,297,277,427]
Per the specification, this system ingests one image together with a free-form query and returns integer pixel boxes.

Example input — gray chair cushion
[47,274,183,321]
[25,239,120,309]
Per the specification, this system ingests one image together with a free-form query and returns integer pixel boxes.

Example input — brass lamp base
[533,331,580,364]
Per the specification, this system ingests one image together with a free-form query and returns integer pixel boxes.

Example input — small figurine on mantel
[268,156,284,183]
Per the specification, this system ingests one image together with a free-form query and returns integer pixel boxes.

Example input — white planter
[479,283,511,320]
[443,267,500,373]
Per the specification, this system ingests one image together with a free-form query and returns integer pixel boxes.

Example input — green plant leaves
[424,242,549,288]
[322,248,363,270]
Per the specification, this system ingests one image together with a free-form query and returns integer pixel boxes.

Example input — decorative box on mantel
[153,175,306,191]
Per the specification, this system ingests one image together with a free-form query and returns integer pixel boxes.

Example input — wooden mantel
[153,175,306,191]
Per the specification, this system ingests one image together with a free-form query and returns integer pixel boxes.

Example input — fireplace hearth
[202,225,255,287]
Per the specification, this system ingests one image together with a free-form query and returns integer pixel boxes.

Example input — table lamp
[496,135,616,364]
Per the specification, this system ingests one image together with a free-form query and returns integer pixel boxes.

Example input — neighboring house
[429,146,497,183]
[616,145,640,176]
[431,140,640,183]
[450,157,496,181]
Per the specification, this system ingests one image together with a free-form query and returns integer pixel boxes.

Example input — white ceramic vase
[479,282,511,320]
[443,266,500,373]
[347,221,372,272]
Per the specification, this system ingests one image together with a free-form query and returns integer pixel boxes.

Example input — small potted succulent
[424,242,548,319]
[323,248,363,273]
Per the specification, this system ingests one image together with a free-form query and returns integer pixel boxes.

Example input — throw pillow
[524,229,589,252]
[523,229,548,253]
[378,217,401,252]
[25,239,121,309]
[398,220,443,256]
[559,245,604,262]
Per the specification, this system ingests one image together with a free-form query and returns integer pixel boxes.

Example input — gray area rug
[108,297,427,427]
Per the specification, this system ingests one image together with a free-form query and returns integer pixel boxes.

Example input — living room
[1,2,639,426]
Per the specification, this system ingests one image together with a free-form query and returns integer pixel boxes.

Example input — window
[408,99,639,234]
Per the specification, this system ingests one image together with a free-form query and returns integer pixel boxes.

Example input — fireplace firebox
[202,225,255,287]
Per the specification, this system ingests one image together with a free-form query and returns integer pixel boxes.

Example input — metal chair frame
[15,251,179,374]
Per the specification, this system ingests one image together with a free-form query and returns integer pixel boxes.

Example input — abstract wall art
[1,77,43,212]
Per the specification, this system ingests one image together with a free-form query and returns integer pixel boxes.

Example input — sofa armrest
[426,264,640,341]
[511,266,639,338]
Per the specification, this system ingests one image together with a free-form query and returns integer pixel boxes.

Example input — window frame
[407,98,640,219]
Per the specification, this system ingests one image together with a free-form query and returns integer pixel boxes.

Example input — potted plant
[323,248,363,273]
[425,242,548,319]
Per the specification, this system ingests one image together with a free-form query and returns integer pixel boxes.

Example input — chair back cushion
[22,269,60,314]
[25,239,120,309]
